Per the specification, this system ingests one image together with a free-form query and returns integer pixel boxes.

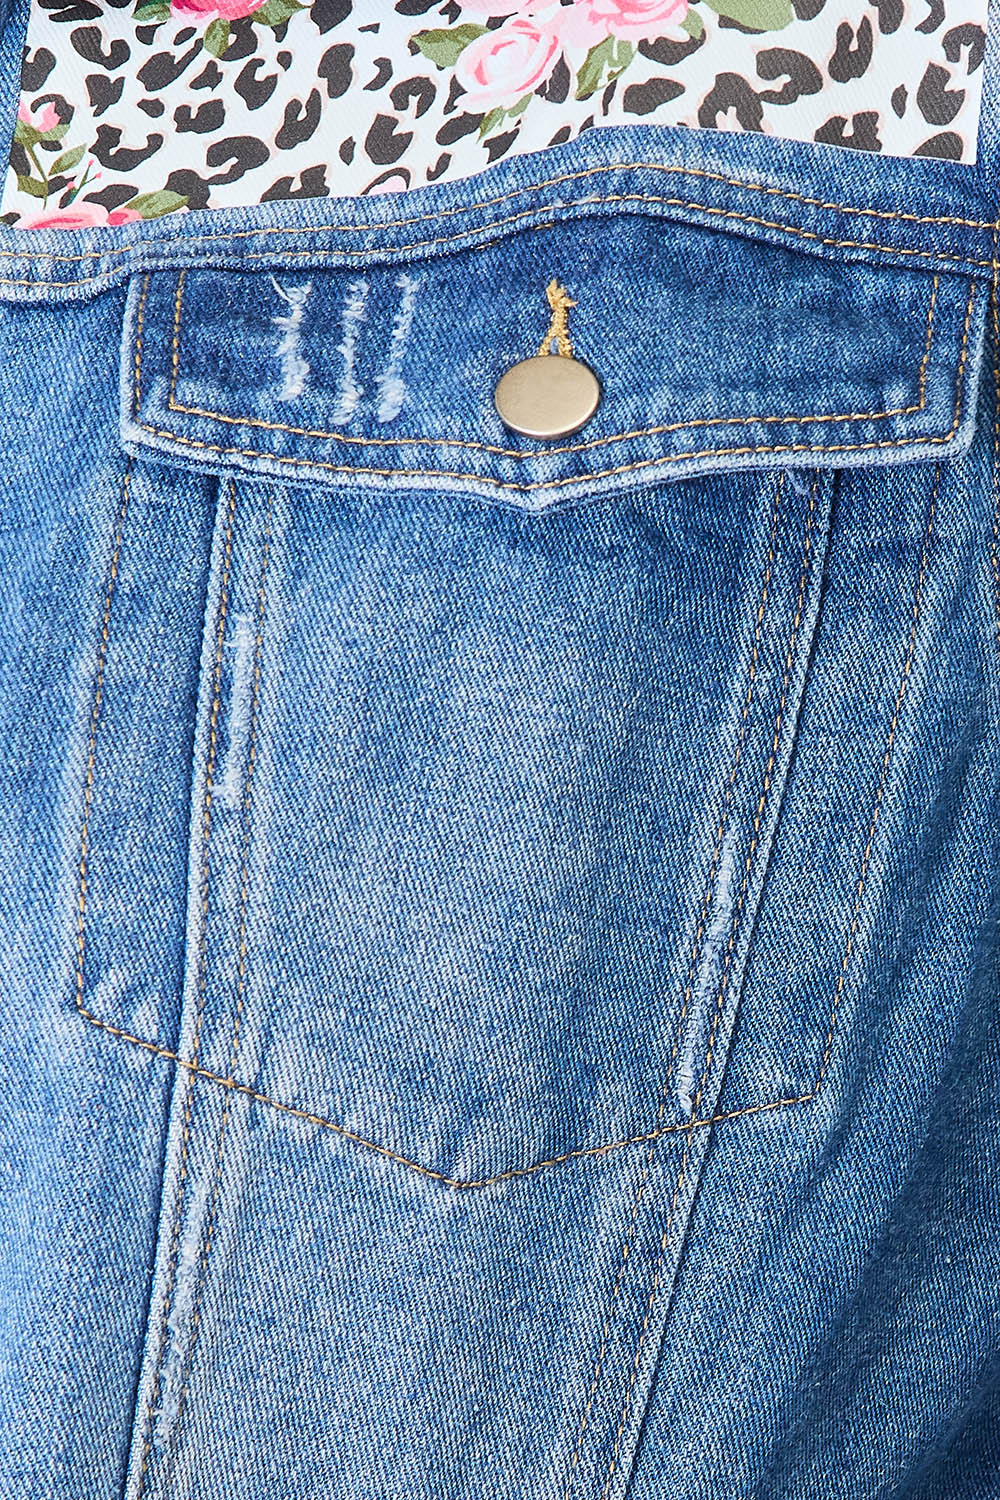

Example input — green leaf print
[699,0,794,29]
[127,189,189,218]
[49,144,85,175]
[251,0,309,27]
[203,17,231,56]
[15,173,46,199]
[478,92,531,140]
[411,24,488,70]
[575,37,635,101]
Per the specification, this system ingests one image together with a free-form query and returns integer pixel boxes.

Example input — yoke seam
[0,158,995,269]
[2,181,998,290]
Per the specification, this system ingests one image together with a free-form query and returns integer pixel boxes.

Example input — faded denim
[1,1,1000,1498]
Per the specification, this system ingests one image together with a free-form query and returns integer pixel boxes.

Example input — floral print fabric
[2,0,988,230]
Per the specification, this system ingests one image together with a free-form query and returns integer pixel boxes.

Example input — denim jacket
[1,2,998,1498]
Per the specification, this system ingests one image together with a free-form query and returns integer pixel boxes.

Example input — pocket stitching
[160,266,943,459]
[129,276,978,496]
[76,438,945,1191]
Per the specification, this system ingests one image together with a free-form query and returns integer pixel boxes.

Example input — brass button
[494,354,601,440]
[495,278,601,440]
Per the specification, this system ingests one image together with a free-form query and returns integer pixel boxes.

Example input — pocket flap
[120,210,985,510]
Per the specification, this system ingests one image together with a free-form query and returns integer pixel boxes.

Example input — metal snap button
[494,279,601,440]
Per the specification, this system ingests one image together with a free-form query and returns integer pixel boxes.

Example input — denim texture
[2,1,1000,1498]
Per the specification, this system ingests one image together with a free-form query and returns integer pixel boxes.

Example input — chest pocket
[102,207,984,1190]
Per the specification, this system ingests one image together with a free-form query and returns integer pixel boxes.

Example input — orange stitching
[132,280,977,493]
[161,268,942,457]
[134,277,148,413]
[169,267,184,406]
[1,158,995,271]
[133,477,237,1495]
[173,487,272,1441]
[64,1005,844,1190]
[602,474,820,1499]
[600,465,940,1500]
[1,197,996,293]
[562,470,786,1500]
[73,282,973,1196]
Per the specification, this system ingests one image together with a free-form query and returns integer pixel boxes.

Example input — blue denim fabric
[2,2,1000,1498]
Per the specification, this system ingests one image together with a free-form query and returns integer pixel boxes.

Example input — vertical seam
[169,268,184,409]
[808,475,940,1100]
[561,470,787,1500]
[135,476,238,1498]
[169,487,273,1449]
[74,461,132,1027]
[598,473,821,1500]
[598,465,938,1500]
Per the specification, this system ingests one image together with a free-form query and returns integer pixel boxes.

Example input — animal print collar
[2,1,988,231]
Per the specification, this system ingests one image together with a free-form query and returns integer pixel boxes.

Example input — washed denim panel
[3,4,1000,1500]
[0,290,215,1495]
[609,402,1000,1500]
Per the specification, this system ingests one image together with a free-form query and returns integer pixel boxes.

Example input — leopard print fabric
[2,0,988,230]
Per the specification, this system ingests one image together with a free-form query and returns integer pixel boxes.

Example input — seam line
[133,477,238,1497]
[0,159,993,269]
[989,227,1000,660]
[2,187,997,290]
[562,468,787,1500]
[599,462,940,1500]
[600,472,820,1500]
[161,269,940,458]
[171,486,272,1444]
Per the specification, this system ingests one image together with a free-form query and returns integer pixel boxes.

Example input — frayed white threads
[153,1173,213,1450]
[217,611,255,812]
[270,275,312,401]
[331,278,369,425]
[375,273,420,424]
[676,839,739,1118]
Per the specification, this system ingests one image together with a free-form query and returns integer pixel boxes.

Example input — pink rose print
[454,16,561,111]
[17,99,60,132]
[170,0,266,16]
[560,0,690,46]
[19,204,143,229]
